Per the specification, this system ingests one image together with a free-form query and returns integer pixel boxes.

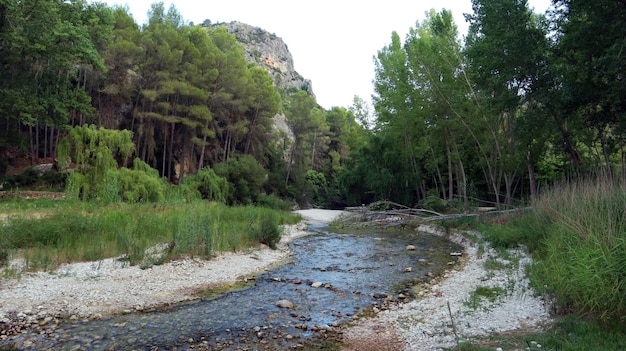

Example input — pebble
[275,300,294,309]
[343,227,551,351]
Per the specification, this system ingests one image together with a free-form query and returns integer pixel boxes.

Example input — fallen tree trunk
[340,201,529,228]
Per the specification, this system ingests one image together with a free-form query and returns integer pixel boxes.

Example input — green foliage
[249,213,282,249]
[464,285,505,310]
[528,177,626,322]
[113,164,169,203]
[476,177,626,323]
[0,168,67,191]
[305,170,328,206]
[475,214,542,251]
[421,189,448,213]
[59,125,135,201]
[2,168,39,188]
[181,167,228,202]
[457,316,626,351]
[214,155,266,205]
[256,193,293,211]
[1,201,301,271]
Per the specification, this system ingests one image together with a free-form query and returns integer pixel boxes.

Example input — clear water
[3,226,462,350]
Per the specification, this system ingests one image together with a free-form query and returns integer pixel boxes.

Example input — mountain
[216,21,315,99]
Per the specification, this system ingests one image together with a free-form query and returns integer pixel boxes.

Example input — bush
[421,189,448,213]
[70,158,170,203]
[249,214,282,249]
[305,170,328,207]
[182,167,228,202]
[214,155,266,205]
[256,193,292,211]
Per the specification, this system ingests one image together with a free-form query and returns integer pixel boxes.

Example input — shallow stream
[5,225,462,350]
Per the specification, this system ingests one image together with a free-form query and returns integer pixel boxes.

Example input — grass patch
[0,200,301,273]
[447,174,625,350]
[483,256,510,270]
[528,177,626,322]
[452,316,626,351]
[464,286,505,310]
[191,280,254,300]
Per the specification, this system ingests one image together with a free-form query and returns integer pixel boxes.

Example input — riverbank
[341,224,551,351]
[0,209,551,350]
[0,210,342,340]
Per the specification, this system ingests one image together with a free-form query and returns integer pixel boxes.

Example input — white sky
[98,0,553,110]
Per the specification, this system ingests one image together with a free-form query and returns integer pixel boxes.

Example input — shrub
[182,167,228,202]
[94,158,169,203]
[305,169,328,207]
[422,194,448,213]
[256,193,292,211]
[249,213,282,249]
[214,155,266,205]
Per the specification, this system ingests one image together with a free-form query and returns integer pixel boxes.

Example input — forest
[1,0,624,209]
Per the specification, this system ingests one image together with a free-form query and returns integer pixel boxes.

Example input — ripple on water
[1,227,462,350]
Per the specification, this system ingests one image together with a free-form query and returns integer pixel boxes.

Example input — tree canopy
[1,0,623,209]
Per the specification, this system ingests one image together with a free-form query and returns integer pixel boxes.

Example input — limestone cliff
[216,21,315,98]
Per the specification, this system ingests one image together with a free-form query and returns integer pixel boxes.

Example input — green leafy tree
[181,166,228,202]
[549,0,626,176]
[465,0,550,203]
[0,0,113,163]
[214,155,266,205]
[113,158,169,203]
[95,6,142,130]
[58,125,135,201]
[283,91,324,187]
[242,66,281,160]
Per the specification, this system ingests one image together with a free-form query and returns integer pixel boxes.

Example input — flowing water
[3,225,462,350]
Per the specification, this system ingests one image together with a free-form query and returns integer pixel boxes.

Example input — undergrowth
[451,175,625,350]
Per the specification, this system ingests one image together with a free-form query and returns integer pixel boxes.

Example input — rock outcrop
[216,21,315,98]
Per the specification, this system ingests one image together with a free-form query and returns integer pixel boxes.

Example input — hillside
[216,21,315,98]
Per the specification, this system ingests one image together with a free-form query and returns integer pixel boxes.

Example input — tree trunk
[198,121,210,170]
[446,139,453,201]
[527,153,537,200]
[168,122,175,181]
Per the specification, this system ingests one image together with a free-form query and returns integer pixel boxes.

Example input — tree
[549,0,626,177]
[57,125,135,201]
[214,155,266,205]
[372,31,425,204]
[95,6,142,130]
[465,0,550,203]
[241,66,281,160]
[0,0,113,163]
[404,9,473,204]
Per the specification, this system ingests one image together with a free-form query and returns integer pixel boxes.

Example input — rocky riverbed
[341,225,551,350]
[0,210,551,350]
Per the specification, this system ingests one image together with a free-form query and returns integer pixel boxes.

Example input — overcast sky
[98,0,553,110]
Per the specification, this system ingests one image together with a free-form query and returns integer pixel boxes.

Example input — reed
[1,201,300,272]
[528,176,626,322]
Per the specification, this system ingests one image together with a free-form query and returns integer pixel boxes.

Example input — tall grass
[1,201,300,272]
[528,176,626,322]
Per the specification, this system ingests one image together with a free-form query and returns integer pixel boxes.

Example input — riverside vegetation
[447,176,626,351]
[0,199,300,275]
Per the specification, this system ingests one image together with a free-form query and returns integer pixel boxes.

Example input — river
[2,224,462,350]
